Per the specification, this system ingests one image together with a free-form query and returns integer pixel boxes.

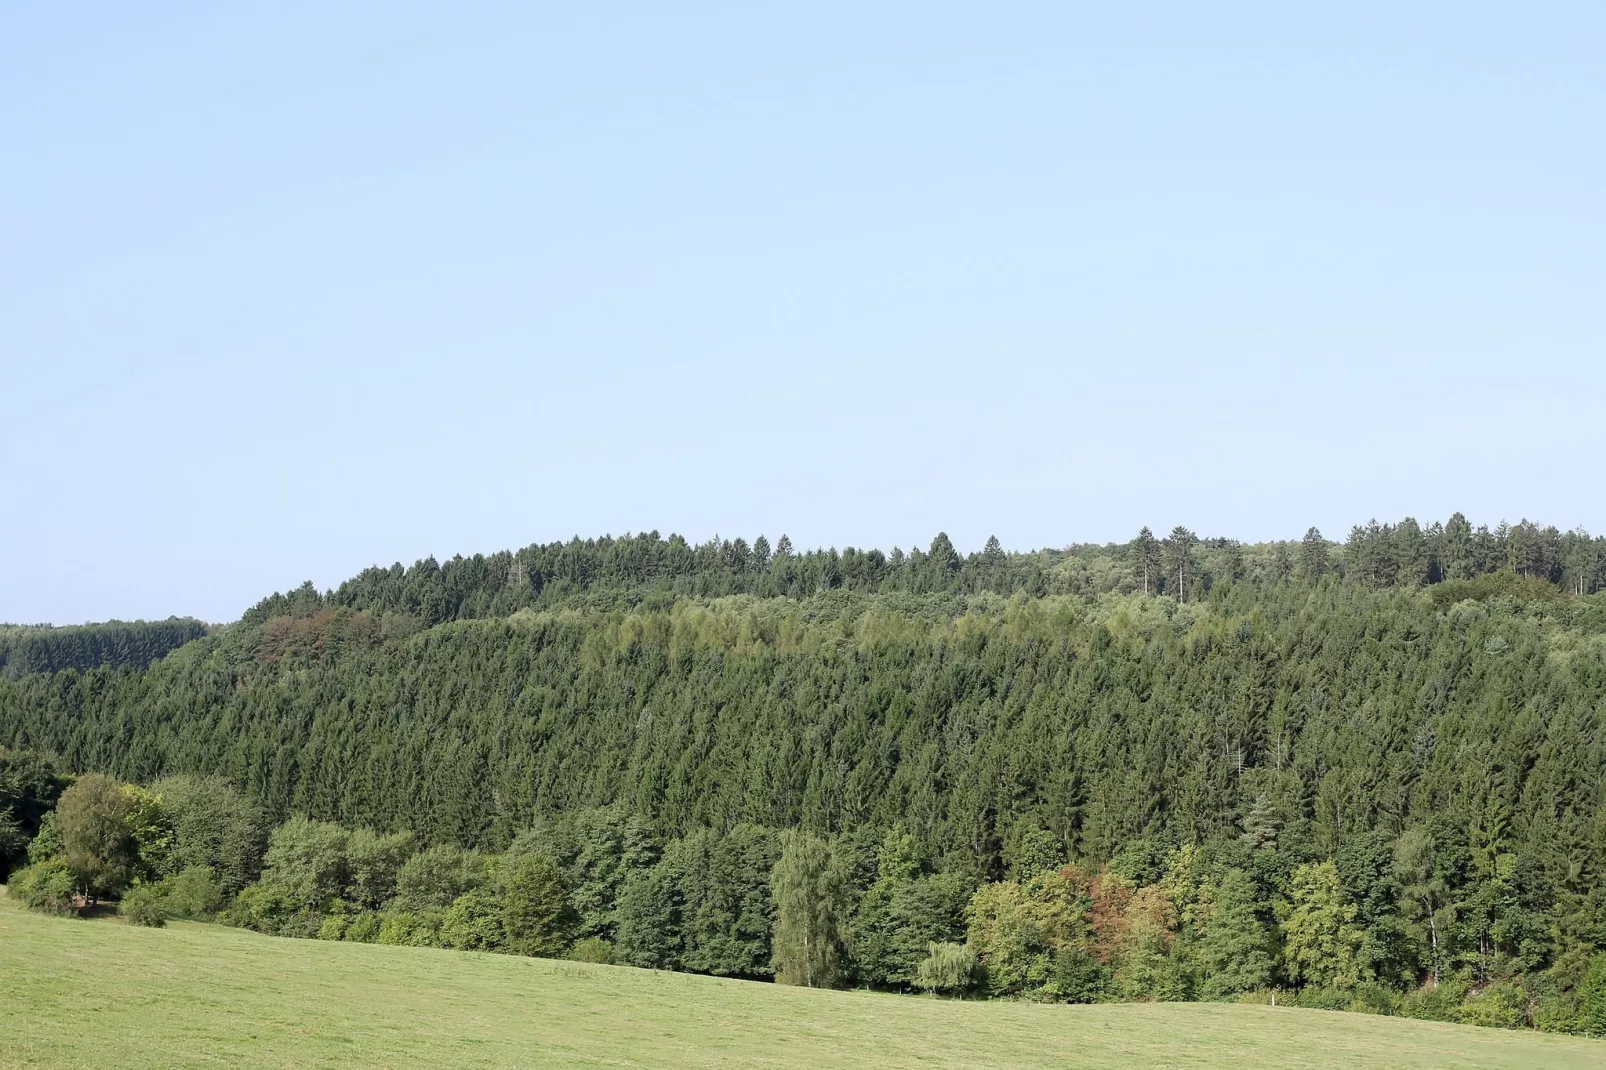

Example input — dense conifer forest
[4,514,1606,1033]
[0,618,206,679]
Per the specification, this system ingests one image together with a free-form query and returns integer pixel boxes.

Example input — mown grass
[2,890,1602,1069]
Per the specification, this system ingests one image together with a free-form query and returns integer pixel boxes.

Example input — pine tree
[1134,528,1161,595]
[1300,528,1329,580]
[1440,512,1475,581]
[1165,527,1197,602]
[1240,795,1281,851]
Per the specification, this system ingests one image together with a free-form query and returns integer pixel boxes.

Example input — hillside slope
[2,893,1601,1070]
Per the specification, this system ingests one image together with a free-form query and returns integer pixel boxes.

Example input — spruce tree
[1134,527,1161,595]
[1165,527,1197,602]
[1300,527,1329,580]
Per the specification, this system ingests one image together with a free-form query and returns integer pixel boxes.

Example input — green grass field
[2,891,1602,1070]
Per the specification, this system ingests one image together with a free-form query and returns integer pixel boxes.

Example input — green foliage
[1394,829,1448,985]
[667,824,780,977]
[1049,945,1108,1003]
[376,910,443,947]
[915,941,977,994]
[148,775,269,893]
[160,866,226,919]
[27,811,63,864]
[0,809,23,877]
[965,882,1050,997]
[567,936,615,964]
[531,807,658,942]
[122,784,174,882]
[1577,953,1606,1036]
[0,748,66,879]
[118,883,169,927]
[438,888,506,950]
[343,911,382,944]
[1198,868,1274,1000]
[1002,820,1066,883]
[852,867,972,988]
[615,865,682,969]
[8,857,76,915]
[1457,982,1528,1029]
[500,852,575,958]
[394,845,490,911]
[771,831,846,988]
[346,828,415,910]
[56,773,138,898]
[1279,862,1367,989]
[0,618,206,678]
[260,816,350,911]
[1398,978,1470,1022]
[226,882,302,935]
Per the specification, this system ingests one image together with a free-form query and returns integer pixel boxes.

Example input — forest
[0,618,206,678]
[3,514,1606,1034]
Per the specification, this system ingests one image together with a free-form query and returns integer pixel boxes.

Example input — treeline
[239,514,1606,631]
[4,514,1606,1032]
[7,581,1605,862]
[7,760,1606,1033]
[0,618,207,678]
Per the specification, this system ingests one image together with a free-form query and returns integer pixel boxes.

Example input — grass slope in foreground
[2,894,1602,1070]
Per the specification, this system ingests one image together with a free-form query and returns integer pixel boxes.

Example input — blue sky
[3,3,1603,624]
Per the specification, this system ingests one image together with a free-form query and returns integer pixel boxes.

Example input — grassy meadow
[2,890,1602,1070]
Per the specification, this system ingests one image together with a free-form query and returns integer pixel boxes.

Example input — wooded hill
[2,514,1605,1029]
[0,618,207,679]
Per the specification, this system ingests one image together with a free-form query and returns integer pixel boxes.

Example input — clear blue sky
[3,3,1603,624]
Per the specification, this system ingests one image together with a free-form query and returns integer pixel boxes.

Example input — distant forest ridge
[0,619,207,678]
[246,513,1606,629]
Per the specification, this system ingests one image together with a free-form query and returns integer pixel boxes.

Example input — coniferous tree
[1165,527,1197,602]
[1134,527,1162,595]
[1300,528,1329,580]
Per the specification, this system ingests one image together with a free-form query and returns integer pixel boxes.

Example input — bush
[1048,946,1107,1003]
[915,942,978,995]
[394,845,490,912]
[567,936,615,964]
[1457,982,1527,1029]
[1577,953,1606,1036]
[344,912,382,943]
[118,884,168,927]
[440,888,506,951]
[162,866,225,919]
[1295,987,1353,1011]
[8,858,77,915]
[317,914,350,941]
[226,881,300,934]
[1347,982,1401,1016]
[26,812,64,865]
[1399,979,1469,1022]
[377,910,442,947]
